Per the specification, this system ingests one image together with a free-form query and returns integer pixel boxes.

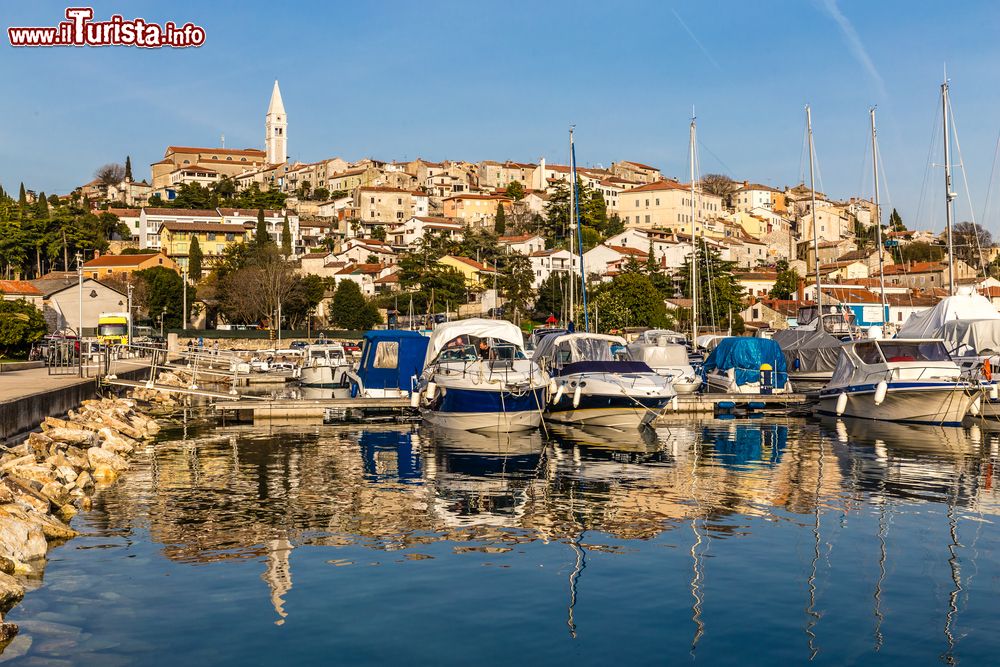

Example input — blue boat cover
[702,337,788,388]
[355,330,429,392]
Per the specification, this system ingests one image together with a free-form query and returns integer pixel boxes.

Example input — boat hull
[817,383,976,426]
[547,394,668,428]
[422,386,545,432]
[300,365,350,388]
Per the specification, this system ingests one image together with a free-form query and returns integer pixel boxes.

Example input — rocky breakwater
[0,396,159,644]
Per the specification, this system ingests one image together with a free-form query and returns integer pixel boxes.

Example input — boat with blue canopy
[347,329,429,398]
[702,337,789,394]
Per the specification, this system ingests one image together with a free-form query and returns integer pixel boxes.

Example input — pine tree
[254,208,271,249]
[281,213,292,256]
[34,192,48,219]
[889,208,905,232]
[494,202,507,235]
[18,183,26,206]
[644,240,658,274]
[188,235,203,281]
[124,155,132,181]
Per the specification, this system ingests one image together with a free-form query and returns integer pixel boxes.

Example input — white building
[389,216,464,247]
[498,234,546,256]
[529,249,579,288]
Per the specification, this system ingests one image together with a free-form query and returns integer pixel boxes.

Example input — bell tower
[265,80,287,165]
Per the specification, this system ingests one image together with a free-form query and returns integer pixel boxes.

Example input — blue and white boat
[533,333,675,428]
[416,319,548,432]
[816,339,977,426]
[347,329,429,398]
[702,337,789,394]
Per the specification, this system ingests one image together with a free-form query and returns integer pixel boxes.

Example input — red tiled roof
[444,255,496,272]
[877,261,947,276]
[165,146,265,157]
[142,208,219,218]
[160,222,247,233]
[336,263,384,275]
[625,179,690,193]
[0,280,43,296]
[606,245,648,257]
[218,208,283,217]
[84,253,165,268]
[499,234,542,243]
[621,160,659,171]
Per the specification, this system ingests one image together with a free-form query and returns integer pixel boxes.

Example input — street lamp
[159,306,168,338]
[75,251,83,338]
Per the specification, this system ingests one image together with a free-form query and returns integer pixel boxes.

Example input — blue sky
[4,1,1000,234]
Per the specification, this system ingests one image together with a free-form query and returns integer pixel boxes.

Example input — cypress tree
[188,235,203,281]
[494,202,507,235]
[645,240,658,273]
[18,183,26,205]
[35,192,49,219]
[124,155,132,181]
[281,213,292,256]
[255,207,270,249]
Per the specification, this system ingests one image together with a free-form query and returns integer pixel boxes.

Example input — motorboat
[299,342,352,388]
[701,337,789,394]
[625,330,701,393]
[532,332,675,428]
[346,329,429,398]
[771,327,848,392]
[524,326,568,359]
[415,319,548,432]
[816,339,977,426]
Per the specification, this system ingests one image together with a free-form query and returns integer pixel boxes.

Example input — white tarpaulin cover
[772,328,844,375]
[425,318,526,365]
[626,342,690,369]
[897,289,1000,339]
[533,333,628,365]
[937,319,1000,356]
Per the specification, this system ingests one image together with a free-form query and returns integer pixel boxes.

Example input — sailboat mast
[942,79,956,295]
[568,128,576,324]
[806,105,823,324]
[570,130,590,332]
[870,107,888,324]
[689,114,698,346]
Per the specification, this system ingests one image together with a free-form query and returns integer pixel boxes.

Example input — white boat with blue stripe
[533,333,675,428]
[416,319,548,432]
[816,339,977,426]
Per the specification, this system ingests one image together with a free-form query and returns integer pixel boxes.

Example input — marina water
[4,416,1000,665]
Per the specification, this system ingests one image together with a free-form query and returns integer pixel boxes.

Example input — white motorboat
[532,333,675,428]
[416,319,548,432]
[625,330,701,394]
[299,342,352,388]
[816,339,977,426]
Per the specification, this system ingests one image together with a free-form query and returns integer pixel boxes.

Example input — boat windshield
[876,341,951,363]
[437,337,525,362]
[554,337,631,364]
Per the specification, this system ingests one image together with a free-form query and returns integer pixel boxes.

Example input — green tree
[371,225,387,242]
[282,274,326,328]
[494,202,507,235]
[124,155,132,180]
[281,213,292,256]
[188,235,204,281]
[134,266,191,329]
[676,239,745,331]
[645,240,658,274]
[0,299,47,358]
[888,208,905,232]
[497,252,534,322]
[769,268,799,300]
[313,187,330,201]
[254,208,271,251]
[898,242,944,264]
[505,181,525,201]
[329,280,381,330]
[588,272,671,331]
[18,183,26,206]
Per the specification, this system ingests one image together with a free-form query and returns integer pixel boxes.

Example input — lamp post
[159,306,168,338]
[182,267,188,331]
[75,251,83,338]
[127,281,133,349]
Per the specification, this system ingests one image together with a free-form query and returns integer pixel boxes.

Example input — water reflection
[61,416,1000,664]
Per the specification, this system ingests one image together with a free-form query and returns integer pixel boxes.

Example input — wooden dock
[211,392,812,423]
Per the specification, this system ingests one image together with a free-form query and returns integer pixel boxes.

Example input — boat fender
[548,379,558,395]
[991,384,999,401]
[970,395,982,416]
[671,396,679,412]
[425,381,437,401]
[874,381,888,406]
[835,392,848,416]
[552,385,565,404]
[409,391,421,408]
[572,384,582,409]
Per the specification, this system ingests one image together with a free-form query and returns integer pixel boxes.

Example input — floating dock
[211,393,811,423]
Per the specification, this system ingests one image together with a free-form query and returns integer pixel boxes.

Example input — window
[655,198,660,206]
[225,233,235,241]
[373,341,399,368]
[207,233,216,241]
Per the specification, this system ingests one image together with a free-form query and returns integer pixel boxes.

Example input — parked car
[290,341,309,350]
[342,341,361,353]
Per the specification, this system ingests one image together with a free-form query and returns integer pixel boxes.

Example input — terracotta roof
[142,208,219,218]
[166,146,265,157]
[884,293,940,307]
[160,222,247,234]
[336,263,384,275]
[621,160,659,171]
[821,287,880,303]
[625,180,690,194]
[218,208,284,217]
[736,272,778,281]
[443,194,512,202]
[413,216,459,224]
[173,165,218,174]
[606,245,649,257]
[374,272,400,284]
[444,255,496,272]
[84,253,165,268]
[499,234,542,243]
[0,280,43,296]
[877,261,948,276]
[735,182,780,193]
[358,186,424,195]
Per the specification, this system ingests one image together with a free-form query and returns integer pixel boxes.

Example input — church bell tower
[265,80,287,165]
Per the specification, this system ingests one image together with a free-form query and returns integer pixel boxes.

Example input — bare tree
[952,221,993,267]
[222,248,297,325]
[95,163,126,187]
[699,173,738,200]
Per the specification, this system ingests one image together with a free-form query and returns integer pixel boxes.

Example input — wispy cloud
[670,8,722,71]
[820,0,888,100]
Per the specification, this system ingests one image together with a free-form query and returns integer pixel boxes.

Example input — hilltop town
[2,80,998,337]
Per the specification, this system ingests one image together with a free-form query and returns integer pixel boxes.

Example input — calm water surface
[4,415,1000,665]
